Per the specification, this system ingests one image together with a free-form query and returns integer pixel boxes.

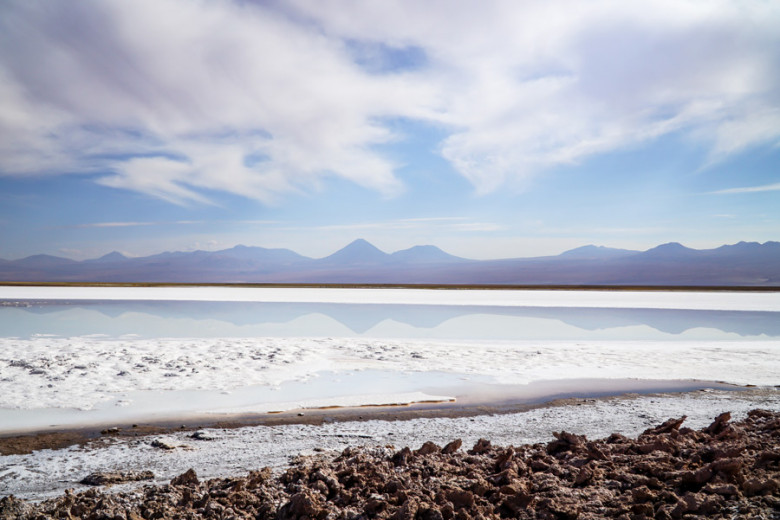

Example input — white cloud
[710,182,780,195]
[0,0,778,202]
[76,221,155,229]
[75,220,207,228]
[290,0,780,190]
[0,0,435,201]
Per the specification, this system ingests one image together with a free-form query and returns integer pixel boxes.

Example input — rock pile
[2,409,779,519]
[80,471,155,487]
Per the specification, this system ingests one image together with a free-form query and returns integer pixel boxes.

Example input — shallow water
[2,299,779,341]
[1,287,778,432]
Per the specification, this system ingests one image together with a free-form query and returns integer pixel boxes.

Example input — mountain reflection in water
[2,300,778,340]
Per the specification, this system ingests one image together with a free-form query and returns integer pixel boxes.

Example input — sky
[0,0,779,261]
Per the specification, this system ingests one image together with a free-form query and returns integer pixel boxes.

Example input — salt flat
[3,285,780,311]
[0,287,778,432]
[0,336,777,416]
[1,286,779,501]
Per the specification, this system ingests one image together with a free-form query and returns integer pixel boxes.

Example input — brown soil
[3,409,780,519]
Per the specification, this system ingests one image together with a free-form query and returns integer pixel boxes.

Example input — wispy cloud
[75,218,281,229]
[1,0,778,203]
[278,217,500,233]
[236,220,281,226]
[398,217,469,223]
[75,220,204,229]
[451,222,504,232]
[76,221,155,229]
[710,182,780,195]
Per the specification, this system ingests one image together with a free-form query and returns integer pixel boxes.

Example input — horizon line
[3,238,779,263]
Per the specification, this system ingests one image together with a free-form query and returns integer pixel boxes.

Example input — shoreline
[2,281,779,291]
[2,385,779,502]
[0,378,749,455]
[0,281,780,292]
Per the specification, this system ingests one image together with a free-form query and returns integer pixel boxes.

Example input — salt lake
[1,286,779,433]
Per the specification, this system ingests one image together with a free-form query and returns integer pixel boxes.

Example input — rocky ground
[2,409,779,519]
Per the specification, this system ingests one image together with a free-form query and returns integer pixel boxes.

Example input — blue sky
[0,0,778,261]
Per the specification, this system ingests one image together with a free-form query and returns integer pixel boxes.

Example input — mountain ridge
[0,240,778,286]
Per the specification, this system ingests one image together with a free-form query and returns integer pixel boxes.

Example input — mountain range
[1,239,779,286]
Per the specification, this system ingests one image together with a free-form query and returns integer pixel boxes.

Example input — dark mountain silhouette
[215,245,309,265]
[391,245,466,264]
[14,254,78,268]
[635,242,700,260]
[0,240,778,285]
[84,251,129,264]
[318,239,391,265]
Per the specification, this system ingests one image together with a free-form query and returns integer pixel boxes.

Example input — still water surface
[1,299,778,341]
[1,288,778,432]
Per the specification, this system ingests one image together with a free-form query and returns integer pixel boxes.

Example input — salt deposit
[3,285,780,311]
[1,336,777,415]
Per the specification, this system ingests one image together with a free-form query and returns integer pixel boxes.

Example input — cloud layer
[1,0,778,203]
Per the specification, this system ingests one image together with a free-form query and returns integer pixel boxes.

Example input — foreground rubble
[2,409,779,519]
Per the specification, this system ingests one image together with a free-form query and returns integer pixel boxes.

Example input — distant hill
[0,240,778,286]
[391,245,466,264]
[83,251,129,264]
[319,239,392,266]
[556,245,639,260]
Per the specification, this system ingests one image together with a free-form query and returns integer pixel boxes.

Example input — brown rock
[442,439,462,455]
[9,409,780,520]
[364,495,387,515]
[711,457,743,477]
[705,411,731,435]
[631,485,657,502]
[498,492,533,515]
[170,468,199,487]
[494,447,515,471]
[247,467,273,489]
[756,449,780,467]
[547,430,585,455]
[574,466,594,487]
[393,497,419,520]
[278,490,327,520]
[487,468,516,486]
[468,478,491,497]
[680,465,713,490]
[150,438,177,450]
[416,441,441,456]
[469,438,491,455]
[393,446,413,467]
[642,416,686,436]
[0,496,33,519]
[80,470,154,486]
[445,490,474,509]
[702,483,739,496]
[742,477,779,496]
